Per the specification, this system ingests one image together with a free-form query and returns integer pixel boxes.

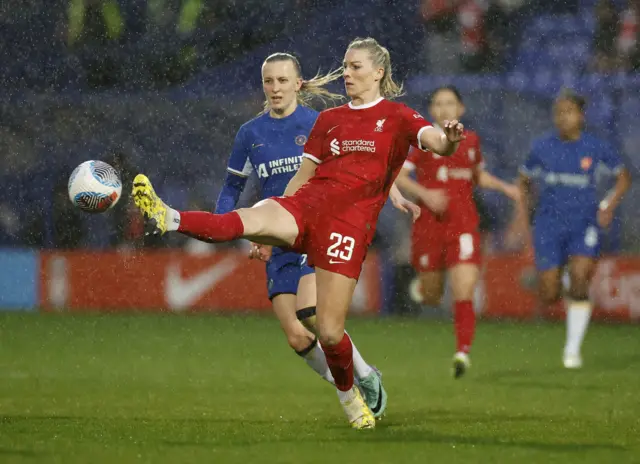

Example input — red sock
[177,211,244,243]
[322,333,354,392]
[454,300,475,353]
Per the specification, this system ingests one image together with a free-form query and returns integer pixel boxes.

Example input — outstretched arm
[395,166,430,200]
[419,120,465,157]
[516,172,534,250]
[217,125,252,213]
[396,166,448,215]
[476,168,521,202]
[215,172,248,214]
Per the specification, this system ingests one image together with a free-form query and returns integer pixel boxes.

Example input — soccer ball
[68,160,122,213]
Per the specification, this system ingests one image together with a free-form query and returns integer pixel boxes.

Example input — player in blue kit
[519,89,631,369]
[215,52,387,417]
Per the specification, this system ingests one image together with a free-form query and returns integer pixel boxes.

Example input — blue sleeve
[215,126,252,214]
[520,140,542,178]
[226,126,254,177]
[599,141,624,174]
[215,172,247,214]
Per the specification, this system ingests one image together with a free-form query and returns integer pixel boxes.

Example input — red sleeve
[302,111,330,164]
[400,104,433,150]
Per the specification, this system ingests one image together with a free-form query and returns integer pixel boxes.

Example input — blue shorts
[265,247,315,300]
[533,215,601,271]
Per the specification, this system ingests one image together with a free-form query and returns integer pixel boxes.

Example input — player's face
[262,60,302,115]
[343,48,384,99]
[429,90,465,127]
[553,99,584,137]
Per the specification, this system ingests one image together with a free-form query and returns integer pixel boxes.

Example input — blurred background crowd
[1,0,639,263]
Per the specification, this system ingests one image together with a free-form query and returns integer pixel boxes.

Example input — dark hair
[262,52,342,111]
[428,85,464,106]
[555,88,586,112]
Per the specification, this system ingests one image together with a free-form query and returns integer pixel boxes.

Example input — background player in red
[396,86,521,378]
[131,37,464,429]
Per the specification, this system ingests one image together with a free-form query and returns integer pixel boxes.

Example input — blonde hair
[346,37,404,99]
[262,53,343,112]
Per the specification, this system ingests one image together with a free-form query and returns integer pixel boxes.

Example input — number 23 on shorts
[327,232,355,263]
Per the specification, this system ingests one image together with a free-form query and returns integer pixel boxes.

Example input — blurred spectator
[458,0,489,72]
[484,0,527,72]
[420,0,463,74]
[618,0,640,70]
[421,0,527,73]
[590,0,620,73]
[67,0,125,87]
[145,0,203,87]
[421,0,462,25]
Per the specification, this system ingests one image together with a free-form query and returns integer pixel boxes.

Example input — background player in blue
[215,53,387,418]
[519,89,631,369]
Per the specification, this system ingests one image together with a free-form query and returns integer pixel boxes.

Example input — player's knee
[421,291,442,307]
[452,283,475,302]
[296,306,317,332]
[569,279,590,300]
[570,269,593,297]
[317,324,345,347]
[419,281,444,306]
[539,287,562,305]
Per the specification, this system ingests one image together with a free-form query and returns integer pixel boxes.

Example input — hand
[503,183,522,203]
[249,243,272,261]
[503,216,530,252]
[419,189,448,215]
[391,195,422,222]
[443,119,466,143]
[597,206,614,229]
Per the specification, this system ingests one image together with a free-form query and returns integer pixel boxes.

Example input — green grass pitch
[0,313,638,463]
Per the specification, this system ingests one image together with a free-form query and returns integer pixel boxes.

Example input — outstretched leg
[132,174,299,246]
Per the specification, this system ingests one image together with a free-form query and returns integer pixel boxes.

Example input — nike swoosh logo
[252,144,265,149]
[165,256,239,311]
[329,259,345,264]
[327,125,339,134]
[371,379,383,414]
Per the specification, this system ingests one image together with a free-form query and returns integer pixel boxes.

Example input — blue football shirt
[225,105,318,200]
[520,131,623,221]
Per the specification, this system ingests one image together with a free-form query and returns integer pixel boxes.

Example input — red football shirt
[297,98,432,239]
[404,130,483,230]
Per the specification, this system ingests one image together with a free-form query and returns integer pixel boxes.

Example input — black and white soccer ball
[68,160,122,213]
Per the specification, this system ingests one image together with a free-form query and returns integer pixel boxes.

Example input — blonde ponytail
[298,67,344,107]
[347,37,404,99]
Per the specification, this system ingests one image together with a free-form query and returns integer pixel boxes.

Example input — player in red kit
[396,86,521,378]
[131,38,464,429]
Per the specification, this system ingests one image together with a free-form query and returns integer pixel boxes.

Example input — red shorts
[272,196,371,280]
[411,222,482,272]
